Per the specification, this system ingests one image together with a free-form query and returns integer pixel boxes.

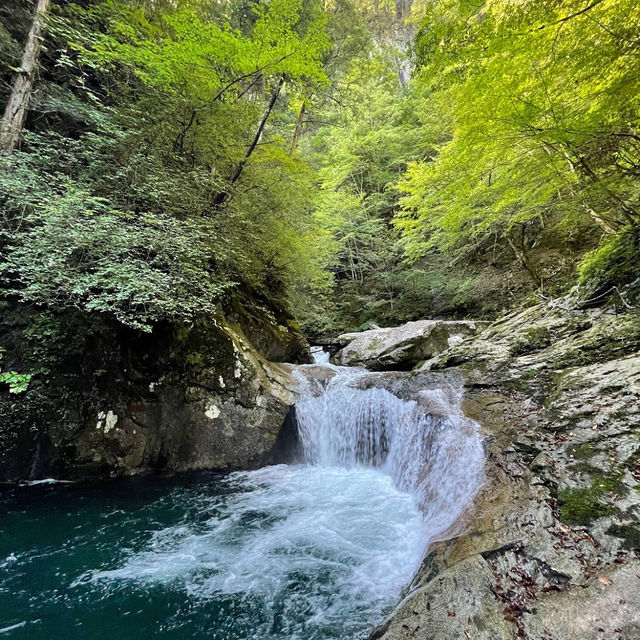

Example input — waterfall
[5,360,485,640]
[294,366,484,544]
[310,345,331,364]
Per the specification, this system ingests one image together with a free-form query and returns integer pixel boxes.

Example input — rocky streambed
[1,300,639,639]
[360,304,640,640]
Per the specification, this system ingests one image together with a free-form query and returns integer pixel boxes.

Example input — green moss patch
[606,523,640,550]
[509,327,552,357]
[558,487,611,524]
[567,442,600,461]
[558,471,625,525]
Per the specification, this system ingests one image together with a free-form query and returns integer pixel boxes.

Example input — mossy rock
[509,327,552,357]
[558,487,612,524]
[557,470,625,525]
[606,523,640,550]
[567,442,600,461]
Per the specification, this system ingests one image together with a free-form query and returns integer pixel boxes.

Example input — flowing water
[0,355,484,640]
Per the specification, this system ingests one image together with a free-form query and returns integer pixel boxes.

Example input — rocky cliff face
[372,303,640,640]
[0,302,311,483]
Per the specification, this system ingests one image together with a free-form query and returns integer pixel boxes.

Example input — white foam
[19,478,74,486]
[310,346,331,364]
[75,365,484,639]
[296,371,485,528]
[77,465,427,636]
[0,622,27,635]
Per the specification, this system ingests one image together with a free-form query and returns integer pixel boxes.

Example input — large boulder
[0,305,311,482]
[332,320,484,370]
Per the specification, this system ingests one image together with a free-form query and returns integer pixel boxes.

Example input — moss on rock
[509,327,552,357]
[558,471,625,525]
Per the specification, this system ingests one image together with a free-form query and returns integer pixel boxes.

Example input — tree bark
[562,145,640,229]
[0,0,50,154]
[507,224,541,286]
[289,100,306,156]
[213,75,285,209]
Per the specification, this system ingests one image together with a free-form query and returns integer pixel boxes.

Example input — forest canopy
[397,0,640,298]
[0,0,638,335]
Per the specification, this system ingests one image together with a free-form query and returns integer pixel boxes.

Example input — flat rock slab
[332,320,484,370]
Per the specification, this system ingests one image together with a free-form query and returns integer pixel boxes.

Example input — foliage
[0,350,31,394]
[395,0,640,291]
[300,45,437,331]
[1,174,230,330]
[300,6,543,332]
[2,0,639,340]
[578,228,639,290]
[0,370,32,394]
[0,0,334,330]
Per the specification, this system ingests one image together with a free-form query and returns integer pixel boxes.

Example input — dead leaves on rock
[400,623,420,637]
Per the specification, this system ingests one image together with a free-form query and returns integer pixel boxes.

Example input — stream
[0,355,484,639]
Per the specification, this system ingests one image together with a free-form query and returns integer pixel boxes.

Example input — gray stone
[0,312,309,481]
[374,306,640,640]
[332,320,483,370]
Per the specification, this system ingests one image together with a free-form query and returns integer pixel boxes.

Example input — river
[0,356,483,639]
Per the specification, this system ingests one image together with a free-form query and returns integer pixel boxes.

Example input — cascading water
[310,345,331,364]
[295,366,484,536]
[0,358,484,640]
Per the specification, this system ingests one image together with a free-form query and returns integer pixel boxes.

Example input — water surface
[0,365,484,639]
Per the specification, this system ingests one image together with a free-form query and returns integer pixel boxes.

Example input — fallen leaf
[598,577,612,586]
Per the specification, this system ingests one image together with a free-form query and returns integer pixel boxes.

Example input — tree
[396,0,640,292]
[0,0,333,329]
[0,0,50,153]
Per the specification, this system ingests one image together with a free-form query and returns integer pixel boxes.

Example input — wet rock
[371,555,515,640]
[0,310,309,482]
[429,304,640,380]
[374,306,640,640]
[522,560,640,639]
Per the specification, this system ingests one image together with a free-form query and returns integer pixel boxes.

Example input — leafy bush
[578,228,639,290]
[0,371,31,394]
[0,153,231,330]
[0,350,31,394]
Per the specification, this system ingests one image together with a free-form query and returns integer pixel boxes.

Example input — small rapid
[295,362,485,540]
[0,353,483,640]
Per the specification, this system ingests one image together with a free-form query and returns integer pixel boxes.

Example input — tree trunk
[507,224,541,286]
[562,145,640,229]
[289,100,306,156]
[213,75,285,209]
[0,0,50,154]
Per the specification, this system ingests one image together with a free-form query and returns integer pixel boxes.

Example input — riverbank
[370,303,640,640]
[2,299,639,639]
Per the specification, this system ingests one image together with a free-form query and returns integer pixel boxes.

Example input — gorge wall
[0,299,310,483]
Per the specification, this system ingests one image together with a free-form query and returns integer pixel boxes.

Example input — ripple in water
[0,367,483,640]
